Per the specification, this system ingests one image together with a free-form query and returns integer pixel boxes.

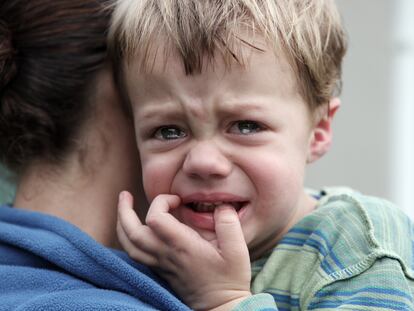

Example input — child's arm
[117,191,254,311]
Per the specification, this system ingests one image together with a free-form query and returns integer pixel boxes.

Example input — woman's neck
[14,153,140,248]
[14,68,147,248]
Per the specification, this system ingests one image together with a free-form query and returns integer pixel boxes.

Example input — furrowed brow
[136,104,183,121]
[220,102,265,114]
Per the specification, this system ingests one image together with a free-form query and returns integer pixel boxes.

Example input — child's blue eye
[154,126,187,140]
[229,120,263,135]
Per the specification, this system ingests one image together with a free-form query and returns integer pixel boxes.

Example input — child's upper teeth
[195,202,215,210]
[196,202,223,208]
[191,201,242,212]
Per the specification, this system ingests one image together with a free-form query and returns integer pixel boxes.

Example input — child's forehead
[124,39,303,114]
[125,34,290,78]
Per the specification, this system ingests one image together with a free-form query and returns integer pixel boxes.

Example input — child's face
[125,44,321,259]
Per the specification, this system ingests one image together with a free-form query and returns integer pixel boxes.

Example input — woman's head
[1,0,145,244]
[0,0,112,173]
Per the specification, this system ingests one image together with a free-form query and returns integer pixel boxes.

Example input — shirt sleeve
[305,257,414,310]
[232,293,278,310]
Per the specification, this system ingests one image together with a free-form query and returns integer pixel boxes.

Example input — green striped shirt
[234,188,414,310]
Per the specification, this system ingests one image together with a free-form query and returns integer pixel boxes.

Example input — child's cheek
[242,153,303,206]
[141,160,173,201]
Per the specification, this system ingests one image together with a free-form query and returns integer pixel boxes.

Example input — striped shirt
[234,188,414,310]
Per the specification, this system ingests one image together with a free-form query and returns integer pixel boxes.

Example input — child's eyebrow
[136,101,266,121]
[219,102,265,114]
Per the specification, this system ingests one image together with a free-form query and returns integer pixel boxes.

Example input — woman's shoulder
[0,204,190,311]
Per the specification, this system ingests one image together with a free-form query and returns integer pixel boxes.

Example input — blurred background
[0,163,14,204]
[306,0,414,218]
[1,1,414,218]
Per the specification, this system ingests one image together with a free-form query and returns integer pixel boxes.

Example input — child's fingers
[214,205,249,261]
[117,192,141,239]
[117,220,158,266]
[146,194,181,219]
[117,191,164,255]
[145,194,191,243]
[118,191,141,230]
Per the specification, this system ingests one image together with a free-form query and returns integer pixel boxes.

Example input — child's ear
[307,97,340,163]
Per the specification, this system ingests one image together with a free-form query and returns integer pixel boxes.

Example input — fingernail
[119,191,126,202]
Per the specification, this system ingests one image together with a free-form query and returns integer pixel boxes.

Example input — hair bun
[0,19,17,90]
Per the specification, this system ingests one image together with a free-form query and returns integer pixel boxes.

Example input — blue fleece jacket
[0,204,190,310]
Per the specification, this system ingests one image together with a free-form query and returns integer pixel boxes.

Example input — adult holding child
[111,0,414,310]
[0,0,188,310]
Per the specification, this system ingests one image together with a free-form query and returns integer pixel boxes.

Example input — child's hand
[117,191,252,311]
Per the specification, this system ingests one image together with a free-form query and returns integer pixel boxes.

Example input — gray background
[306,0,414,218]
[307,0,393,197]
[0,164,14,204]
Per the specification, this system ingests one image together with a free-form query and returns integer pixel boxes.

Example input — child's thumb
[214,205,249,260]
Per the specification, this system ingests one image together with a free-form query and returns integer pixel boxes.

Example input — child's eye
[228,120,264,135]
[153,126,187,140]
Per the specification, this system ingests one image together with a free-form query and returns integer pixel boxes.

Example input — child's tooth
[191,201,243,212]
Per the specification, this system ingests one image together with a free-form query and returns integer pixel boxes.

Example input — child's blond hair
[109,0,347,112]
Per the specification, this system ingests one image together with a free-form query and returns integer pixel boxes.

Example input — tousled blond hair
[109,0,347,111]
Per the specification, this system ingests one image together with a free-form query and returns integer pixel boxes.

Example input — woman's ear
[307,97,341,163]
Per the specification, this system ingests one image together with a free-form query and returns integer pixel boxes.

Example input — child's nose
[182,141,232,180]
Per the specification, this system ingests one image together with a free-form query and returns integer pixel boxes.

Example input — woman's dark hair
[0,0,112,172]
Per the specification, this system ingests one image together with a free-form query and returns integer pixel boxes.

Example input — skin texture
[14,68,145,248]
[118,41,339,309]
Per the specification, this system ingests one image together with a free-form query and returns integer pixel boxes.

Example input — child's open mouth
[179,199,249,230]
[185,201,248,213]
